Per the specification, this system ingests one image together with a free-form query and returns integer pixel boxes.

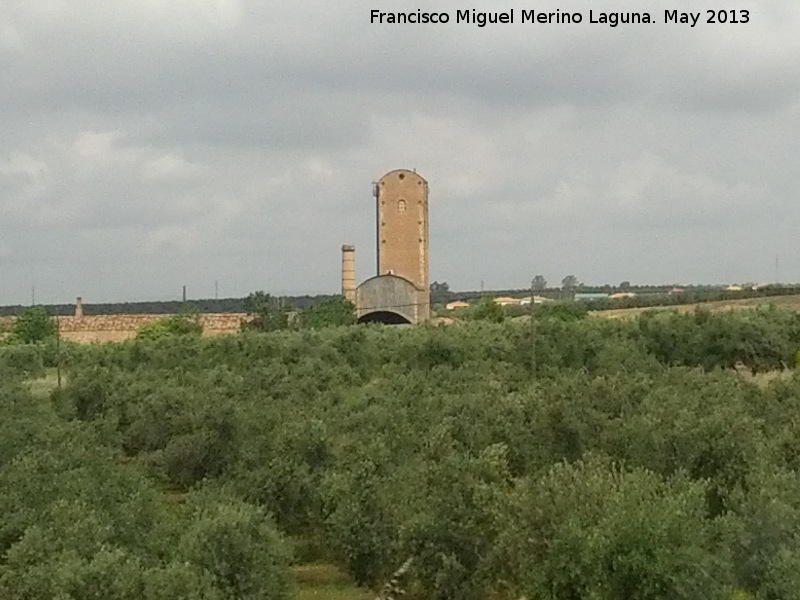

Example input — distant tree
[532,275,547,292]
[430,281,451,304]
[298,297,356,329]
[619,280,631,290]
[242,292,289,332]
[561,275,580,291]
[471,297,505,323]
[13,307,56,343]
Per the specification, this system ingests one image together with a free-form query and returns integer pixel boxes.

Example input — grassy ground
[736,368,795,388]
[26,368,64,400]
[595,294,800,319]
[292,564,372,600]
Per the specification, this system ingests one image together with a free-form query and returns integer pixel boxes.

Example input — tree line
[5,282,799,318]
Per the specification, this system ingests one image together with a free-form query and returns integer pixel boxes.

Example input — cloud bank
[1,0,798,303]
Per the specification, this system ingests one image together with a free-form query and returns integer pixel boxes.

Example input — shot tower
[376,169,429,294]
[342,169,431,324]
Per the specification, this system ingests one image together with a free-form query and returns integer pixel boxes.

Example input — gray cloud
[1,0,799,304]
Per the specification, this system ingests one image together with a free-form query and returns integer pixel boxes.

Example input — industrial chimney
[75,296,83,318]
[341,244,356,304]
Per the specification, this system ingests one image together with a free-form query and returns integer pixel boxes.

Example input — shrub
[137,313,203,340]
[13,307,56,343]
[535,301,588,321]
[0,344,44,379]
[471,297,505,323]
[179,494,291,600]
[495,455,733,600]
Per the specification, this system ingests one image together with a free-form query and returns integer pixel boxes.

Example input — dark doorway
[357,311,412,325]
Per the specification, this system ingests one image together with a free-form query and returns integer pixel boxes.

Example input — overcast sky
[1,0,798,304]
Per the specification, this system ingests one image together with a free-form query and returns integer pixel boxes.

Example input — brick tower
[375,169,430,320]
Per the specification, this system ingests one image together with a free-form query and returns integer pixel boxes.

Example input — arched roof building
[356,274,423,324]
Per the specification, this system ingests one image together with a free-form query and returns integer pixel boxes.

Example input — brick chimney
[341,244,356,304]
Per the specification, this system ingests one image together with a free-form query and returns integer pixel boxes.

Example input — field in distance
[595,293,800,319]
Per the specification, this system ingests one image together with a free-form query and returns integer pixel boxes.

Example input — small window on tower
[398,199,407,213]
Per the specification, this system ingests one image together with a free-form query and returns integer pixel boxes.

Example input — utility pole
[55,314,62,391]
[373,181,380,277]
[182,285,187,303]
[530,278,536,378]
[215,280,219,300]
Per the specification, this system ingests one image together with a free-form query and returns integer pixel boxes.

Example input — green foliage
[0,344,45,379]
[535,301,588,321]
[10,307,800,599]
[398,443,511,600]
[415,329,466,369]
[13,307,56,343]
[160,405,239,489]
[298,297,356,329]
[179,491,291,600]
[471,296,505,323]
[495,455,732,600]
[636,308,800,372]
[321,453,397,586]
[0,379,291,600]
[137,311,203,340]
[242,291,290,332]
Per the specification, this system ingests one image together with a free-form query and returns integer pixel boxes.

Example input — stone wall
[0,313,248,344]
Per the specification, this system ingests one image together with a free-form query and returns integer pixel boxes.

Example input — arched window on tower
[398,199,407,213]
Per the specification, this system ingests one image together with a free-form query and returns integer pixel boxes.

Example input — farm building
[446,301,470,310]
[574,293,609,301]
